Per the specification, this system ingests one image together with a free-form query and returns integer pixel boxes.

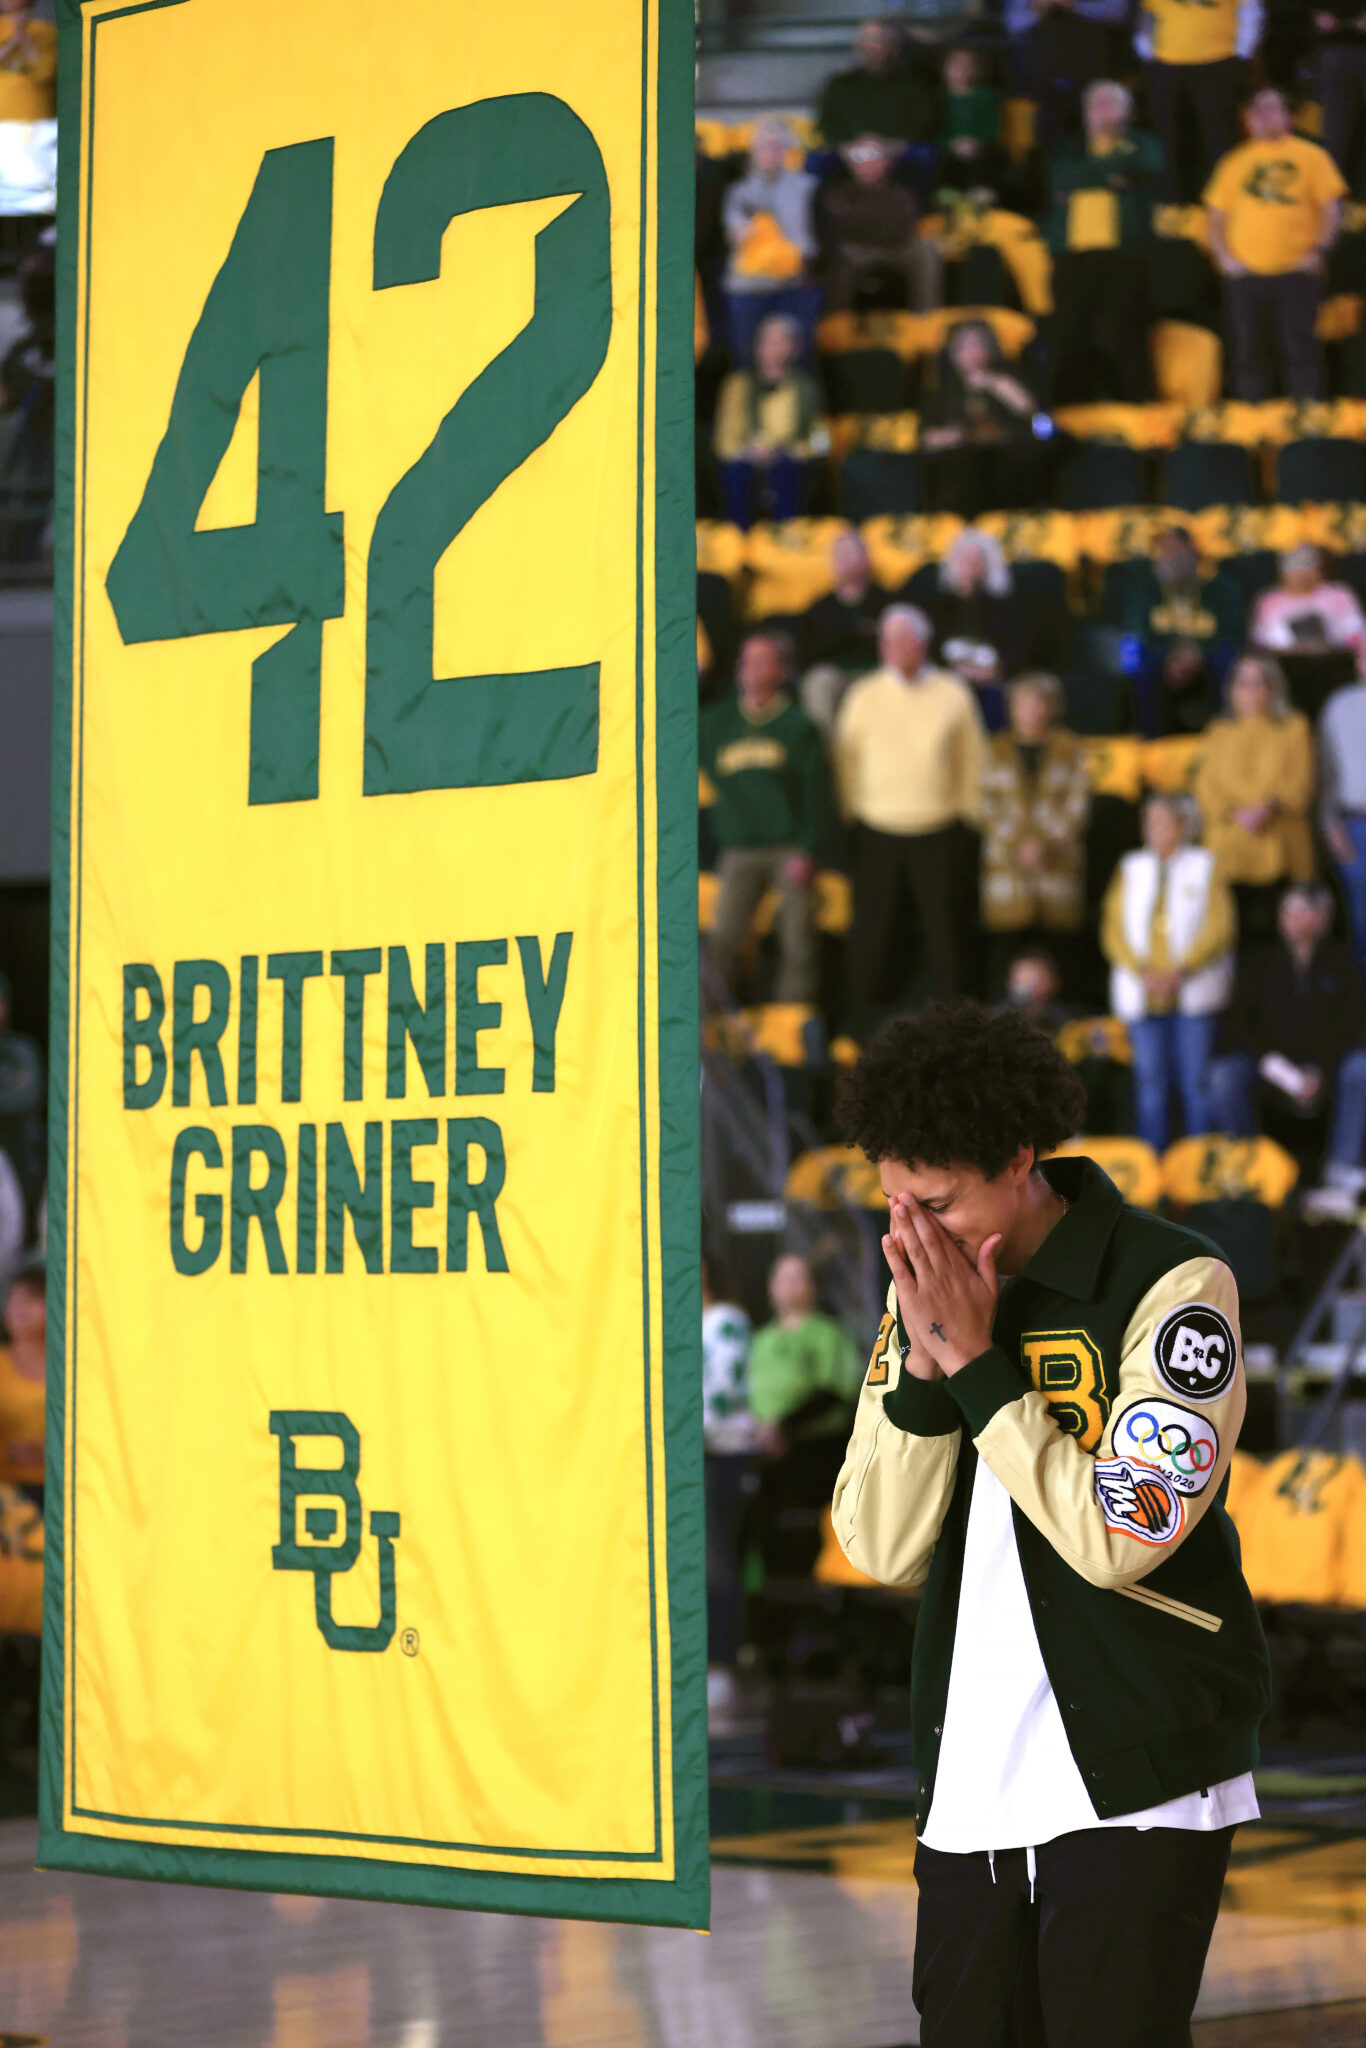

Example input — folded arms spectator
[1101,794,1236,1148]
[1205,89,1346,403]
[1195,653,1315,945]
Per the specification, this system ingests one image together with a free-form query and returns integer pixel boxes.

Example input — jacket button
[1037,1596,1051,1610]
[1068,1701,1081,1713]
[933,1724,942,1735]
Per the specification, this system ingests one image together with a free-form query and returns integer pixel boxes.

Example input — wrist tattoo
[929,1321,946,1342]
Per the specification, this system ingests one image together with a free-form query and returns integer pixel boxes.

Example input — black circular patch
[1153,1302,1238,1402]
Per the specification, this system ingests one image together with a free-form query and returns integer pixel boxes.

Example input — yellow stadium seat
[814,1506,884,1588]
[1317,293,1363,342]
[1053,401,1186,449]
[1236,1450,1366,1606]
[698,868,850,938]
[813,869,852,934]
[1072,507,1162,566]
[745,518,852,619]
[1142,733,1206,794]
[830,1034,861,1068]
[1186,501,1306,560]
[695,272,708,362]
[975,508,1082,570]
[1077,734,1145,803]
[815,308,921,361]
[833,410,920,454]
[696,519,748,585]
[698,871,720,930]
[861,511,966,588]
[705,1004,823,1068]
[1161,1135,1299,1210]
[0,1482,41,1634]
[1152,322,1223,409]
[1057,1016,1132,1067]
[1050,1135,1163,1209]
[785,1144,885,1211]
[913,305,1035,360]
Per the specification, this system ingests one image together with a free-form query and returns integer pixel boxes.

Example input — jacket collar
[1018,1156,1125,1300]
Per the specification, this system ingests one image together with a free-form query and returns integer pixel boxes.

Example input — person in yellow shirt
[1205,88,1347,400]
[1137,0,1262,203]
[835,605,984,1023]
[0,2,55,124]
[1194,652,1315,944]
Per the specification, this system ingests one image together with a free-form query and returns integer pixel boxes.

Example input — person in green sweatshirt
[750,1252,861,1575]
[699,632,835,1002]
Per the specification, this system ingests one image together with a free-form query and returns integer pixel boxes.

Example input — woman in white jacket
[1100,793,1237,1152]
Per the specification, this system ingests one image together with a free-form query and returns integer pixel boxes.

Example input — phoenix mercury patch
[1152,1301,1237,1403]
[1094,1456,1184,1545]
[1111,1397,1219,1497]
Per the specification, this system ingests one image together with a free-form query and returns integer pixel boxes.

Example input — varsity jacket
[833,1155,1271,1832]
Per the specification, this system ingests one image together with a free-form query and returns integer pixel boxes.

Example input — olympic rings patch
[1111,1397,1220,1497]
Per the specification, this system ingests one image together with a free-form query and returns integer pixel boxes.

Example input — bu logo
[270,1411,400,1652]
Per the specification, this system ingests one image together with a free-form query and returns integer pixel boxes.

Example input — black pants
[1225,269,1324,401]
[850,821,967,1022]
[755,1432,845,1578]
[1051,250,1154,405]
[913,1825,1235,2048]
[1321,44,1366,179]
[1148,57,1243,204]
[704,1452,757,1667]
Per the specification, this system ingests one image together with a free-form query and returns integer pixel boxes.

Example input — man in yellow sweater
[1137,0,1263,202]
[1205,88,1346,401]
[835,606,984,1025]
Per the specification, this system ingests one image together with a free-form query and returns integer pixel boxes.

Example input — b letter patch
[1152,1302,1237,1403]
[1094,1457,1184,1545]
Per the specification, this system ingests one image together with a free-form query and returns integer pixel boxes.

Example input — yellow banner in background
[42,0,704,1927]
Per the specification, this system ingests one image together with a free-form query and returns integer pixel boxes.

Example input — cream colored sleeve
[831,1287,963,1590]
[961,1256,1245,1591]
[832,685,865,819]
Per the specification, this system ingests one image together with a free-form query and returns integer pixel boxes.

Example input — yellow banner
[42,0,704,1927]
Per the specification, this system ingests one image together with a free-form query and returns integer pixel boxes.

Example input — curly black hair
[839,998,1086,1179]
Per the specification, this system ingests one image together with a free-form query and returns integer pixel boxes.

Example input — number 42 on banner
[105,94,610,809]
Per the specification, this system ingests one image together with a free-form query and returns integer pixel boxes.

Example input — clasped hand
[882,1196,1001,1379]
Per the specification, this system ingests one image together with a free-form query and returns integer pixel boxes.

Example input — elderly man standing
[701,631,833,1004]
[1044,79,1163,404]
[1206,88,1346,402]
[835,606,984,1021]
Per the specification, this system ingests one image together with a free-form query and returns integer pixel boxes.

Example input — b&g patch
[1153,1302,1237,1403]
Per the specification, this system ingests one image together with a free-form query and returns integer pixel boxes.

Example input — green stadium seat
[1163,442,1256,513]
[820,348,911,415]
[1058,444,1146,512]
[839,448,924,521]
[1276,437,1365,505]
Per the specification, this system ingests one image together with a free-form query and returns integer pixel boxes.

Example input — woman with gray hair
[927,525,1027,728]
[721,116,822,367]
[1194,651,1315,946]
[1100,793,1236,1150]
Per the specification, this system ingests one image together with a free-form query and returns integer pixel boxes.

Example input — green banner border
[39,0,705,1929]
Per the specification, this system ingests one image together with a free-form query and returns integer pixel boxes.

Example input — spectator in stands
[1195,652,1316,946]
[1101,793,1236,1149]
[1209,883,1366,1211]
[920,319,1041,518]
[701,1255,757,1728]
[1319,644,1366,970]
[815,18,935,150]
[0,1256,43,1493]
[0,242,53,565]
[1011,0,1132,158]
[835,605,984,1020]
[1248,544,1366,653]
[818,134,933,312]
[722,119,821,368]
[1314,6,1366,180]
[0,1146,21,1284]
[1044,80,1161,405]
[712,313,827,530]
[1205,88,1346,403]
[936,46,1005,204]
[1003,945,1074,1033]
[700,631,833,1003]
[749,1252,860,1576]
[0,971,41,1215]
[1137,0,1263,205]
[0,2,56,122]
[799,529,886,735]
[927,527,1028,730]
[980,672,1091,985]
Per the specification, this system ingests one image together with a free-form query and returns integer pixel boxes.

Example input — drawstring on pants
[986,1846,1037,1901]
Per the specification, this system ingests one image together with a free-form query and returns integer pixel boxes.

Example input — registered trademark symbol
[400,1627,420,1657]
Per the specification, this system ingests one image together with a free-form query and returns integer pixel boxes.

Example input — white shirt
[921,1457,1259,1855]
